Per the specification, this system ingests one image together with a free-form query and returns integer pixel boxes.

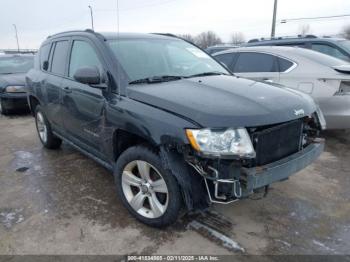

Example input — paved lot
[0,114,350,255]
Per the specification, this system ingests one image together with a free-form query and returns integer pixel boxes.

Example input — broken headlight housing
[186,128,256,158]
[5,85,27,93]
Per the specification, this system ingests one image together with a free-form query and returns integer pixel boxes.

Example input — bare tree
[195,31,222,49]
[177,34,195,43]
[230,32,245,45]
[299,24,311,35]
[342,25,350,40]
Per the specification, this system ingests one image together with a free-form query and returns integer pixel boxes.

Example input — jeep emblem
[294,109,305,116]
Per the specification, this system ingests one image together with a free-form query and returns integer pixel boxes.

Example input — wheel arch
[28,95,41,116]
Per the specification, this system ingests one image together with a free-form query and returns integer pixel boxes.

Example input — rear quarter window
[278,57,294,72]
[39,44,51,70]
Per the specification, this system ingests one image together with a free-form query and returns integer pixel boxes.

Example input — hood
[127,75,316,128]
[0,73,26,91]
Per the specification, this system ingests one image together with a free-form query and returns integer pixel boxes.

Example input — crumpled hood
[128,75,316,128]
[0,73,26,92]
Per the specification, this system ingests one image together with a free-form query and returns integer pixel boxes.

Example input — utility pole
[13,24,20,52]
[88,5,94,30]
[271,0,278,38]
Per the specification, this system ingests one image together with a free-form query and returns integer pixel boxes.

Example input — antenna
[116,0,121,98]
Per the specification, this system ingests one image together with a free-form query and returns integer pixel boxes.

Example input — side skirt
[53,131,114,172]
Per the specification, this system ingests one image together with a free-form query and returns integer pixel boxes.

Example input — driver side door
[61,38,106,155]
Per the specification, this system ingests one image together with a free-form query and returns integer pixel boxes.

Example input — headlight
[315,106,327,130]
[5,85,27,93]
[186,128,256,157]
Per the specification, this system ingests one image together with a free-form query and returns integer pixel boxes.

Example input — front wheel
[114,145,182,227]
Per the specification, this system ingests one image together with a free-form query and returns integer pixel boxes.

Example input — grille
[252,119,303,166]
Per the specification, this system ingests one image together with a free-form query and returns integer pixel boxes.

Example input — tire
[114,145,182,227]
[35,105,62,149]
[0,98,9,115]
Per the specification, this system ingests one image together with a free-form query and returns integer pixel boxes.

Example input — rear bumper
[0,92,29,110]
[319,95,350,129]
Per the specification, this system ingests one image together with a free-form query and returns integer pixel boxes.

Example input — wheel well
[113,129,153,161]
[29,96,40,116]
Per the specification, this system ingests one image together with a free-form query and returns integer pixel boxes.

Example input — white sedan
[214,46,350,129]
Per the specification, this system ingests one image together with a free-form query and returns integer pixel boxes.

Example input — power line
[281,14,350,23]
[95,0,177,12]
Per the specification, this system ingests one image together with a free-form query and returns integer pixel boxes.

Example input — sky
[1,0,350,49]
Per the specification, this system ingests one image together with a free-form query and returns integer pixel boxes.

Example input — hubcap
[36,112,48,143]
[122,160,169,219]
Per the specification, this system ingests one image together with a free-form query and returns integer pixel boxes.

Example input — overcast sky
[1,0,350,49]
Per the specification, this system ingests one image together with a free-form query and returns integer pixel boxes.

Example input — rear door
[61,37,107,155]
[44,39,70,132]
[232,52,280,83]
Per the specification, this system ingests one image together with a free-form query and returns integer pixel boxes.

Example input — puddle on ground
[0,208,25,229]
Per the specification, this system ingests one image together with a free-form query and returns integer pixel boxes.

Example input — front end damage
[161,115,324,208]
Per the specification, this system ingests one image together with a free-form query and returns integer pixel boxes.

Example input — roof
[245,36,347,46]
[46,29,178,41]
[0,53,34,58]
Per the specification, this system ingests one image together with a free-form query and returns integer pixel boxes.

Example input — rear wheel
[35,106,62,149]
[114,145,182,227]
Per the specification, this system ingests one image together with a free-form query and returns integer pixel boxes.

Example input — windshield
[295,47,348,66]
[107,38,229,82]
[338,40,350,53]
[0,56,34,74]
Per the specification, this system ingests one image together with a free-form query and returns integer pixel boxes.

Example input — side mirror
[73,66,101,85]
[42,60,49,71]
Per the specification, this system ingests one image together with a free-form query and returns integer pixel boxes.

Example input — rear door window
[50,40,69,76]
[233,52,278,73]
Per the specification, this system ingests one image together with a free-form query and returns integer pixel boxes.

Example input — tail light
[336,81,350,95]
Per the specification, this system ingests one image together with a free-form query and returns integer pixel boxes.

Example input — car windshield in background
[295,47,348,67]
[107,38,228,83]
[0,56,34,74]
[339,40,350,53]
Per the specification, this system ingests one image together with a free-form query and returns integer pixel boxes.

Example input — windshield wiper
[129,75,184,85]
[185,71,229,78]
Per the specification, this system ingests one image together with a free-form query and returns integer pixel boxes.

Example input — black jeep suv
[26,30,325,227]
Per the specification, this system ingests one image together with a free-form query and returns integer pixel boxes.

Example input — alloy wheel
[122,160,169,219]
[36,112,48,143]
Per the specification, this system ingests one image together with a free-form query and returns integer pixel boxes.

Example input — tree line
[177,25,350,50]
[177,31,245,49]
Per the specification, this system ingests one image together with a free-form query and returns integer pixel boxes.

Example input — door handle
[63,87,72,93]
[263,78,274,83]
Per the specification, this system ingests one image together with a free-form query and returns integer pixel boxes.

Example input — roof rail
[248,34,318,43]
[151,33,178,38]
[47,29,100,39]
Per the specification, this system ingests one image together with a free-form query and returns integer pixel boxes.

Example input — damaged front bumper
[189,141,324,204]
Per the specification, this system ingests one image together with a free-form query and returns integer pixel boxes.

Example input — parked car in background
[244,35,350,62]
[26,30,324,227]
[205,44,238,54]
[214,46,350,129]
[0,54,34,115]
